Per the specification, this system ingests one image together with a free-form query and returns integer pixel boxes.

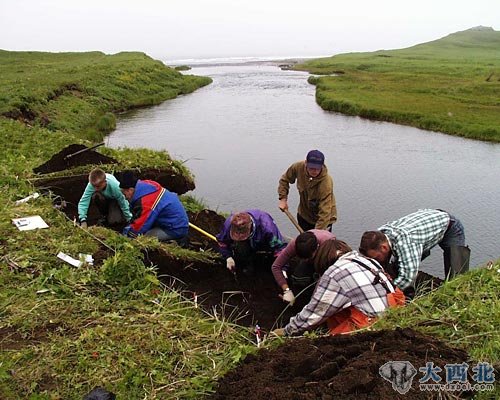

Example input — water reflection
[107,64,500,275]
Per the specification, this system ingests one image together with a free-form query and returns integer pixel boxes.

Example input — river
[106,62,500,276]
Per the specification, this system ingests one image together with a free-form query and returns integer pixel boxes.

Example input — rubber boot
[444,246,470,279]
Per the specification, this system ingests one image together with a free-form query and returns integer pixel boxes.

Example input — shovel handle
[189,222,218,242]
[279,207,304,234]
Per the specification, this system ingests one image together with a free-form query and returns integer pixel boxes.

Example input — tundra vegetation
[0,47,499,399]
[298,27,500,142]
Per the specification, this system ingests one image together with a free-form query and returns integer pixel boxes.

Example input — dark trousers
[297,213,332,232]
[92,192,127,225]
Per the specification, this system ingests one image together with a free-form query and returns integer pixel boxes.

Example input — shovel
[63,142,105,161]
[279,207,304,234]
[188,222,218,242]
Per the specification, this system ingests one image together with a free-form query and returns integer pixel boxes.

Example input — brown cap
[230,212,253,241]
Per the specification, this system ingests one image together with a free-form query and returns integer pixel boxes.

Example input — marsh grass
[298,28,500,142]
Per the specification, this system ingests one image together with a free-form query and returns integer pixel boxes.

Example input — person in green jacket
[78,168,132,228]
[278,150,337,231]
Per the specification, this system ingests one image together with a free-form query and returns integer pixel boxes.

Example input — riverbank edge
[0,51,499,399]
[292,28,500,143]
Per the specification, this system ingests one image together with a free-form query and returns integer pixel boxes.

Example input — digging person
[272,230,336,305]
[78,167,132,228]
[278,149,337,231]
[216,210,287,276]
[359,209,470,291]
[273,240,405,337]
[118,171,189,244]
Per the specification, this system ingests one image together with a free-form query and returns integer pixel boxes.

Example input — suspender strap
[349,258,395,294]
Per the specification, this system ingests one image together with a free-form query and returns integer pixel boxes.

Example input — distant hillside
[296,27,500,142]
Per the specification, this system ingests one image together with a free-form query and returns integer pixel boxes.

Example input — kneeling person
[78,168,132,228]
[119,171,189,242]
[281,240,404,336]
[217,210,286,276]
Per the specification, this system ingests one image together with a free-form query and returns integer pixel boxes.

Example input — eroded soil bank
[210,328,472,400]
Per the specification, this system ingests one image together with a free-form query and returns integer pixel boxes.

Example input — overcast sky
[1,0,499,61]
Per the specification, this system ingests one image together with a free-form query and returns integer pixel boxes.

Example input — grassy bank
[297,27,500,142]
[0,50,211,142]
[0,51,256,399]
[1,49,499,399]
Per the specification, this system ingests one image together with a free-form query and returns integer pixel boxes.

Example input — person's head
[359,231,391,265]
[313,239,352,275]
[89,168,107,191]
[305,150,325,178]
[295,231,319,259]
[229,212,254,242]
[118,170,138,200]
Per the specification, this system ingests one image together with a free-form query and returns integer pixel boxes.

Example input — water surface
[107,64,500,276]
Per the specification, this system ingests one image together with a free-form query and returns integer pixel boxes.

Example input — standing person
[359,209,470,290]
[217,210,287,276]
[78,168,132,228]
[274,240,404,337]
[278,150,337,231]
[118,171,189,243]
[272,229,336,305]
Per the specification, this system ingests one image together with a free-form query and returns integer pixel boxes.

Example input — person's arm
[284,274,349,336]
[315,178,337,229]
[127,191,164,236]
[271,240,296,289]
[77,183,95,222]
[277,163,298,208]
[392,239,423,289]
[216,218,233,259]
[109,182,132,221]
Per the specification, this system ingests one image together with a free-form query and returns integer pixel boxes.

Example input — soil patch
[187,209,226,251]
[144,247,307,331]
[210,328,472,400]
[33,144,118,174]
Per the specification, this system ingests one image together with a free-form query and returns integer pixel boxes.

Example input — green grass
[375,262,500,399]
[297,27,500,142]
[0,50,211,142]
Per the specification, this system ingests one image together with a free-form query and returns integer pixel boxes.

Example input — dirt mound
[187,209,226,251]
[33,144,117,174]
[210,328,472,400]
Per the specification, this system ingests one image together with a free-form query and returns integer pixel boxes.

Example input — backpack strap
[349,258,395,294]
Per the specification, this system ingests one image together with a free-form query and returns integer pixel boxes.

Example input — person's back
[120,175,188,241]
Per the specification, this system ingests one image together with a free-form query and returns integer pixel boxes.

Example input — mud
[210,328,472,400]
[33,144,118,174]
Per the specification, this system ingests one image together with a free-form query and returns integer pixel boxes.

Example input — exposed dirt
[144,246,307,331]
[187,209,226,251]
[210,328,472,400]
[33,144,118,174]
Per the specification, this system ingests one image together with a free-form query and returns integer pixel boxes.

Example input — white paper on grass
[12,215,49,231]
[57,252,83,268]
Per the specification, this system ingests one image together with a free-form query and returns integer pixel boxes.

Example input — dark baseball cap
[306,150,325,169]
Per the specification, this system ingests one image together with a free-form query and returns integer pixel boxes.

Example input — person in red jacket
[118,171,189,243]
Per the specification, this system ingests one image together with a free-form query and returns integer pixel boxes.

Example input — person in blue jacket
[118,171,189,242]
[217,209,287,276]
[78,168,132,228]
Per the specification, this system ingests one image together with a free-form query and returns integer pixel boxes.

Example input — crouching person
[217,210,287,276]
[275,240,405,337]
[118,171,189,244]
[272,229,336,305]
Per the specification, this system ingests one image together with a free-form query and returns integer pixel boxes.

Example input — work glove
[226,257,236,272]
[282,289,295,305]
[271,328,285,337]
[80,221,88,229]
[278,199,288,211]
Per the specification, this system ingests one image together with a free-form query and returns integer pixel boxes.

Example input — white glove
[282,289,295,305]
[226,257,236,272]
